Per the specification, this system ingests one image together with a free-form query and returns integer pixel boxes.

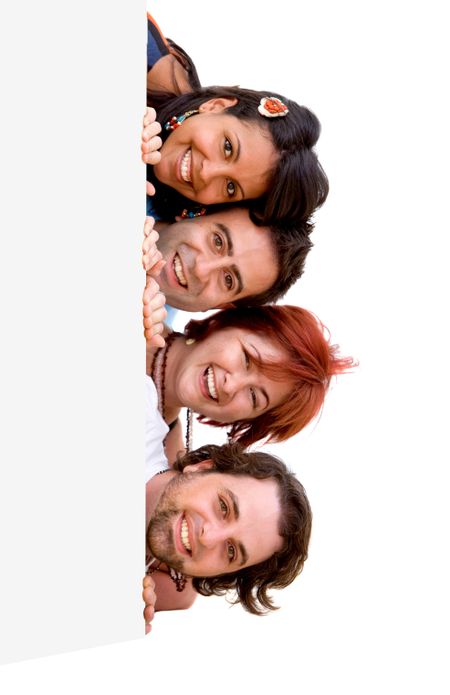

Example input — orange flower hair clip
[258,97,289,118]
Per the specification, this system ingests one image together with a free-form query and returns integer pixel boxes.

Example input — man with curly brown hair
[144,440,312,631]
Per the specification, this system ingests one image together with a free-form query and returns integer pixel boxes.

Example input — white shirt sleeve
[145,375,169,482]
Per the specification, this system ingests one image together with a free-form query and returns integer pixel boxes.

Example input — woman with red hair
[147,303,354,453]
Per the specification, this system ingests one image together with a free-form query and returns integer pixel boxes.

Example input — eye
[219,497,228,517]
[227,542,236,563]
[226,180,236,197]
[224,272,234,290]
[250,387,257,409]
[224,137,233,158]
[243,349,250,369]
[213,233,224,250]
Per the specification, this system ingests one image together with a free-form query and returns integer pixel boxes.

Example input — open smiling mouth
[173,253,187,287]
[203,365,218,401]
[180,514,192,554]
[180,149,192,183]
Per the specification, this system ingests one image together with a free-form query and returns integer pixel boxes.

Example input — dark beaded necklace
[151,332,193,450]
[151,332,177,423]
[146,557,187,592]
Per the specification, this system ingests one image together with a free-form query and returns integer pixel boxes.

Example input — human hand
[142,216,166,277]
[141,107,163,166]
[143,575,157,635]
[143,277,167,348]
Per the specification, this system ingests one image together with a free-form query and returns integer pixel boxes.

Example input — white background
[1,0,449,693]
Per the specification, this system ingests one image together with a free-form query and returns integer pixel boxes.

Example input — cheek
[189,124,213,151]
[153,156,171,185]
[162,128,183,150]
[276,384,292,408]
[157,137,174,163]
[223,396,250,422]
[172,371,191,406]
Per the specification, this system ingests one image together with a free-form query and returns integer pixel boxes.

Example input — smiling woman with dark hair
[144,15,328,232]
[144,85,328,232]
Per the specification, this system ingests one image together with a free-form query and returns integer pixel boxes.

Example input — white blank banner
[0,0,146,663]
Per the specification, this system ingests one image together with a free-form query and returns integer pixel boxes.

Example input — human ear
[182,459,214,474]
[198,97,239,113]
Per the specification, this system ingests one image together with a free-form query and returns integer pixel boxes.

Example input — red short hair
[184,306,355,447]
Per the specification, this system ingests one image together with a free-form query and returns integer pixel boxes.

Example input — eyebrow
[224,487,249,567]
[215,223,244,296]
[225,487,239,518]
[235,135,241,161]
[233,135,245,199]
[237,542,249,567]
[250,344,269,409]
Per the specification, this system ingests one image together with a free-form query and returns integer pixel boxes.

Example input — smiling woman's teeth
[180,149,192,183]
[207,366,218,400]
[173,253,187,287]
[181,516,191,552]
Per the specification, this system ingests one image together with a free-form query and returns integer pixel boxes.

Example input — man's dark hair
[173,442,312,615]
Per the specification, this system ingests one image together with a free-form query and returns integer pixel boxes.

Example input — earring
[164,109,199,132]
[180,207,206,219]
[185,338,195,345]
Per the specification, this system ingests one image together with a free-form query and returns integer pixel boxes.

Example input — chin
[172,300,193,312]
[200,409,231,423]
[165,295,184,310]
[182,192,196,203]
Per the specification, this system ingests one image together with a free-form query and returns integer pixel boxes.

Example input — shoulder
[147,12,170,71]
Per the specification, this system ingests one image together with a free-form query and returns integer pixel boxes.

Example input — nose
[198,158,226,186]
[194,256,225,282]
[199,520,230,549]
[221,370,250,398]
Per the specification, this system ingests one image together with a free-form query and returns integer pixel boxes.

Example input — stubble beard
[147,506,185,573]
[147,474,192,573]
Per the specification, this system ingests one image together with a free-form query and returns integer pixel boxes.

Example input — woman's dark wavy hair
[166,38,201,92]
[173,442,312,615]
[147,86,329,228]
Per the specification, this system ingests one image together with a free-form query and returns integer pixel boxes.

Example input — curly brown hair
[172,442,312,615]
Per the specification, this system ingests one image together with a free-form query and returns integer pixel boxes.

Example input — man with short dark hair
[142,207,312,316]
